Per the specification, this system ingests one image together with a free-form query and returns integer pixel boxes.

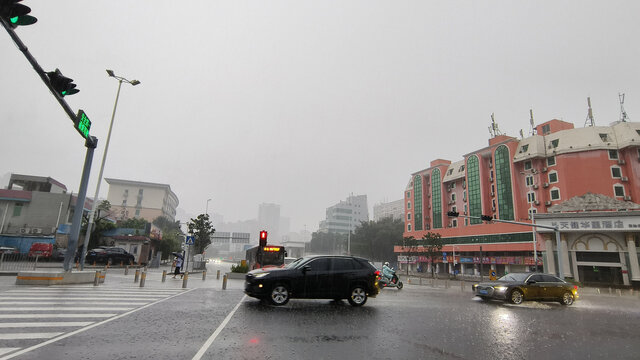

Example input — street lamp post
[80,70,140,270]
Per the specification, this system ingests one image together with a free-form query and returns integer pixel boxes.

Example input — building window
[608,150,619,160]
[528,208,537,219]
[407,201,411,209]
[525,175,534,186]
[524,161,532,171]
[547,156,556,166]
[135,209,141,216]
[495,145,515,220]
[463,191,467,201]
[611,167,622,178]
[407,224,412,232]
[549,171,559,183]
[550,188,561,201]
[467,156,482,225]
[452,219,458,228]
[413,175,423,231]
[519,144,529,153]
[550,139,559,148]
[407,213,411,220]
[599,133,611,142]
[406,191,411,198]
[527,192,536,203]
[451,193,456,201]
[614,185,625,197]
[12,203,23,217]
[542,124,551,135]
[431,169,442,229]
[451,182,456,189]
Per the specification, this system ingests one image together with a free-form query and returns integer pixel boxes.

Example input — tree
[187,214,215,254]
[421,232,444,278]
[81,200,116,249]
[152,216,183,260]
[350,217,404,261]
[307,231,346,254]
[400,236,419,276]
[118,217,149,233]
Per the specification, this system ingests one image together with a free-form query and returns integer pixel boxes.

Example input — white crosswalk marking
[0,286,186,359]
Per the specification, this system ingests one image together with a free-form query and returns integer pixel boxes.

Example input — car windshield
[284,257,305,269]
[498,273,530,282]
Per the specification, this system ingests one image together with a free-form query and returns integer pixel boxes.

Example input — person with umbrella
[172,252,183,278]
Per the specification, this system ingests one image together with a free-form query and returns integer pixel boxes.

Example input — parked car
[28,243,53,259]
[53,248,67,262]
[0,247,19,255]
[85,247,135,265]
[472,272,579,305]
[245,255,380,307]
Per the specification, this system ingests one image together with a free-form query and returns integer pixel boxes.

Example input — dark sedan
[472,272,579,305]
[245,255,380,307]
[85,247,135,265]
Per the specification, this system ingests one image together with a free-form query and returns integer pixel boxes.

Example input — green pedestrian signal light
[0,0,37,28]
[75,110,91,140]
[46,68,79,97]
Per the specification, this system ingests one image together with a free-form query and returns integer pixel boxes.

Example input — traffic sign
[185,236,194,245]
[442,252,447,262]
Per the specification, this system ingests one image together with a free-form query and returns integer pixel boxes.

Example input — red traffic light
[259,230,268,247]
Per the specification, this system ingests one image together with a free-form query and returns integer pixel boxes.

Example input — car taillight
[374,270,380,276]
[574,285,578,291]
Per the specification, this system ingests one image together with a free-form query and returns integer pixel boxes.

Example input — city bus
[245,245,287,270]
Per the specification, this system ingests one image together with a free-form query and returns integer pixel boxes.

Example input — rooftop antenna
[488,113,504,137]
[619,93,630,122]
[529,109,536,135]
[584,97,595,127]
[519,129,524,139]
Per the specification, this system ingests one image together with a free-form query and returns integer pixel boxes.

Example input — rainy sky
[1,1,639,232]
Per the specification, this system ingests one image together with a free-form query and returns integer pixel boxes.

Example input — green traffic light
[10,16,18,24]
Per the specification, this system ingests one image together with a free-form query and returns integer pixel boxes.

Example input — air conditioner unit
[618,159,626,165]
[543,182,549,188]
[545,201,552,206]
[624,196,632,201]
[542,167,548,172]
[31,228,42,234]
[621,177,629,182]
[20,228,30,234]
[534,200,540,205]
[533,184,539,189]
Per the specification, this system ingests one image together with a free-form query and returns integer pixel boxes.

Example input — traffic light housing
[447,211,459,217]
[259,230,268,247]
[47,68,79,97]
[0,0,37,28]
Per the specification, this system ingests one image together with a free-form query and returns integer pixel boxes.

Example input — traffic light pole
[448,213,563,280]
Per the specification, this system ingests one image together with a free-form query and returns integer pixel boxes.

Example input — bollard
[93,261,96,267]
[75,261,79,269]
[596,288,601,294]
[202,271,207,281]
[419,278,422,286]
[609,287,612,295]
[162,270,167,282]
[216,270,220,280]
[124,266,129,275]
[407,278,411,284]
[445,280,449,289]
[617,289,622,297]
[222,274,227,290]
[631,288,634,296]
[134,269,140,283]
[140,272,146,288]
[94,271,101,286]
[182,272,189,288]
[461,280,465,292]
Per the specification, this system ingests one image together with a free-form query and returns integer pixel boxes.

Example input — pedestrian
[172,256,183,278]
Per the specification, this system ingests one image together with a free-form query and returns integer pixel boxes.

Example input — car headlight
[254,273,269,278]
[494,286,508,292]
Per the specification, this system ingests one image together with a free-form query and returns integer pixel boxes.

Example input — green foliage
[350,217,405,261]
[231,262,249,273]
[81,200,116,249]
[307,231,347,254]
[118,217,149,229]
[152,216,183,260]
[421,232,444,278]
[187,214,215,254]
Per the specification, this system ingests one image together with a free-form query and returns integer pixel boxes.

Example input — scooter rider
[382,262,394,281]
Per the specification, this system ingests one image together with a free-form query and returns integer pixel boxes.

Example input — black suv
[245,255,380,306]
[85,247,135,265]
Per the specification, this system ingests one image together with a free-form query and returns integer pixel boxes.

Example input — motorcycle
[378,267,403,290]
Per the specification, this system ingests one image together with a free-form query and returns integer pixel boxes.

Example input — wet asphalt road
[2,265,640,360]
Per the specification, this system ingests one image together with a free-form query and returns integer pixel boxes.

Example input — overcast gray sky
[2,1,639,232]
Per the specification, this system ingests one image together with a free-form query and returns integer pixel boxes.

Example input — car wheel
[269,284,290,306]
[509,289,524,305]
[347,285,368,307]
[560,291,574,306]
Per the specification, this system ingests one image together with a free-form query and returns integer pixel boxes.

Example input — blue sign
[442,252,447,261]
[185,236,195,245]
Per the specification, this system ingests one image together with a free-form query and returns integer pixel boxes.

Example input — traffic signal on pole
[259,230,268,247]
[0,0,37,28]
[46,68,80,97]
[447,211,459,217]
[481,215,494,222]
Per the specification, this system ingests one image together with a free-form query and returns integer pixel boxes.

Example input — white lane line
[0,349,19,357]
[0,296,163,300]
[0,307,132,311]
[192,295,246,360]
[0,322,92,328]
[0,288,196,360]
[0,302,149,306]
[0,314,115,319]
[0,333,63,340]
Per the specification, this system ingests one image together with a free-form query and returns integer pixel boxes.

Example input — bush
[231,262,249,273]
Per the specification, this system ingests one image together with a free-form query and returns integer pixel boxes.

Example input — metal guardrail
[0,253,40,271]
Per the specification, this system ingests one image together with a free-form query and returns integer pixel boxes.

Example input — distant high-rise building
[319,194,369,234]
[258,203,280,241]
[105,178,179,222]
[373,199,404,221]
